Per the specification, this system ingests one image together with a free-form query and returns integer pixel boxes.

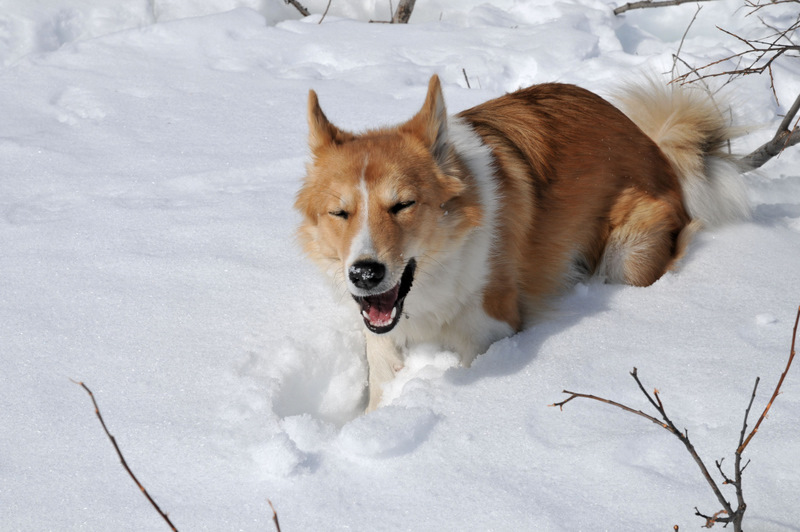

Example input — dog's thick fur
[296,75,748,411]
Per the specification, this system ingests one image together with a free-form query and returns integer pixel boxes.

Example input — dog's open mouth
[353,259,416,334]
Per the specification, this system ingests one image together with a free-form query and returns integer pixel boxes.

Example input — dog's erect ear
[403,75,450,164]
[308,89,354,152]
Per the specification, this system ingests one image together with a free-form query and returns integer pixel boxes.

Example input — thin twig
[631,368,664,414]
[729,378,759,527]
[268,500,282,532]
[671,4,704,78]
[632,370,735,521]
[318,0,332,24]
[736,378,759,456]
[672,45,794,84]
[694,508,729,528]
[552,304,799,531]
[614,0,715,16]
[670,0,800,107]
[737,305,800,453]
[552,369,735,522]
[715,457,733,484]
[551,389,670,432]
[285,0,310,17]
[73,380,178,531]
[462,68,471,89]
[671,55,708,87]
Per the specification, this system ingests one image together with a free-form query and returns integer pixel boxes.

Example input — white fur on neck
[388,116,512,360]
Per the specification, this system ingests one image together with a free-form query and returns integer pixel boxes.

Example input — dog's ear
[403,75,451,165]
[308,89,354,152]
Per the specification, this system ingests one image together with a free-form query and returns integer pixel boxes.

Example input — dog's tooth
[391,307,397,319]
[362,310,369,320]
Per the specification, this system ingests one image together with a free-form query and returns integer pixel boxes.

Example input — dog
[295,75,748,412]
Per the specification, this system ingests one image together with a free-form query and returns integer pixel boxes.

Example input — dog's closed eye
[389,201,416,215]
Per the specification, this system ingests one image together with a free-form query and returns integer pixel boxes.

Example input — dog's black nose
[348,260,386,290]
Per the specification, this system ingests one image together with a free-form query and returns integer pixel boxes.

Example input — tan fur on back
[458,83,690,324]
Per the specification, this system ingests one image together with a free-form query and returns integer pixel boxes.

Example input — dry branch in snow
[738,305,799,454]
[668,0,799,94]
[371,0,417,23]
[628,0,800,167]
[75,381,285,530]
[74,380,179,531]
[551,305,800,531]
[392,0,417,23]
[285,0,310,17]
[268,499,282,532]
[739,92,800,170]
[613,0,716,15]
[318,0,333,24]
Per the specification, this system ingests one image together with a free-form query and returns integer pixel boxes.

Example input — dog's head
[295,75,482,334]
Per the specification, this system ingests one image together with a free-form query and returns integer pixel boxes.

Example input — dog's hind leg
[597,189,695,287]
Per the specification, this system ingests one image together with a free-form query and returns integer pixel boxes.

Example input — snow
[1,1,798,530]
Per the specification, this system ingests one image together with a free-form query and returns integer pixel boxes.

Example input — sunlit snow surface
[1,1,799,530]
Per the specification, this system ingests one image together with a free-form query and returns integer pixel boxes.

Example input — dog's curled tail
[616,80,750,227]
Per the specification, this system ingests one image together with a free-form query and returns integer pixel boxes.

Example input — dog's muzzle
[351,258,416,334]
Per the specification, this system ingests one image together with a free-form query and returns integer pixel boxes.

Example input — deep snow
[1,1,799,531]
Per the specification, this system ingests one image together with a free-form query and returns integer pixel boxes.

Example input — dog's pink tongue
[368,306,392,326]
[365,286,400,326]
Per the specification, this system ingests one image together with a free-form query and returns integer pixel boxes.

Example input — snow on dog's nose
[348,260,386,290]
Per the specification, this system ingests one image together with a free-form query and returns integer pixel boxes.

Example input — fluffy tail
[615,80,750,227]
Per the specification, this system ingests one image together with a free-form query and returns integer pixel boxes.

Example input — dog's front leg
[364,332,403,412]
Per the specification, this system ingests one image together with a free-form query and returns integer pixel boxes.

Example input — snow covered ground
[1,1,799,530]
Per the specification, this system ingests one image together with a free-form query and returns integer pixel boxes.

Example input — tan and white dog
[295,75,748,412]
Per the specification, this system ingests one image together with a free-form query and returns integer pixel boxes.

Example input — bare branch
[550,389,671,431]
[73,380,178,531]
[673,45,795,85]
[392,0,417,23]
[631,367,665,414]
[268,500,282,532]
[678,72,799,172]
[551,305,799,531]
[694,508,729,528]
[285,0,310,17]
[736,377,760,458]
[552,370,735,519]
[318,0,332,24]
[671,4,704,77]
[554,390,667,421]
[667,0,800,169]
[737,305,800,453]
[614,0,716,16]
[777,91,800,134]
[670,0,799,96]
[726,376,759,520]
[715,457,733,484]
